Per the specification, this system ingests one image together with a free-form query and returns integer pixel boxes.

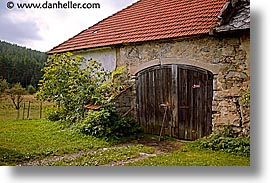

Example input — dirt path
[104,137,185,166]
[105,152,157,166]
[19,147,109,166]
[19,137,185,166]
[130,137,185,154]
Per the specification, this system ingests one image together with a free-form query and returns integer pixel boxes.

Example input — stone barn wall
[116,32,250,137]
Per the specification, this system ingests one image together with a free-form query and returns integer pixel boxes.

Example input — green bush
[27,84,36,94]
[111,117,141,137]
[75,107,141,141]
[78,109,112,138]
[191,133,250,157]
[45,106,63,122]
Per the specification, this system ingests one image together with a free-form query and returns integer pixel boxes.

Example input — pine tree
[0,40,47,88]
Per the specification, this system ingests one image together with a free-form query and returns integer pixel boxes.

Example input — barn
[48,0,250,140]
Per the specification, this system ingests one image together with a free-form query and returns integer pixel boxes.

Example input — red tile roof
[48,0,227,54]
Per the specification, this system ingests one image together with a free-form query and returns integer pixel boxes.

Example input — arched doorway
[136,64,213,140]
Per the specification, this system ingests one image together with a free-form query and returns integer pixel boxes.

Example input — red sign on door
[192,84,201,89]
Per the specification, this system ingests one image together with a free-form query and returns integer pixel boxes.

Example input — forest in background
[0,40,47,88]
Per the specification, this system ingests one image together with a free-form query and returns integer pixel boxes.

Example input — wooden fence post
[27,101,31,119]
[22,102,25,120]
[39,102,42,119]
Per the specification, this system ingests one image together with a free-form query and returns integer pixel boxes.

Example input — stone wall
[117,32,250,137]
[114,76,137,118]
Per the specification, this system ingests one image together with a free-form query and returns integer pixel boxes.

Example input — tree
[0,40,47,88]
[36,52,130,123]
[5,83,27,119]
[0,78,9,94]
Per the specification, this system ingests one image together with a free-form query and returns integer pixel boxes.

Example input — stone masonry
[116,31,250,137]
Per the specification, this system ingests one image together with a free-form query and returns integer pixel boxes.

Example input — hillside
[0,40,47,87]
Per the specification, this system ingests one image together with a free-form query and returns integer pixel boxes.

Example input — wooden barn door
[136,64,213,140]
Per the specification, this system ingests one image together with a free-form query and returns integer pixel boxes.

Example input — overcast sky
[0,0,138,52]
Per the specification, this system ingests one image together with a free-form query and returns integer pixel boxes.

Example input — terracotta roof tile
[48,0,227,54]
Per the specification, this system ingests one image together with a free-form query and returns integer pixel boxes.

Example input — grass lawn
[126,145,250,166]
[46,138,249,166]
[0,119,109,165]
[0,119,250,166]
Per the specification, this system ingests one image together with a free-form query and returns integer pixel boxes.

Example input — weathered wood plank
[171,65,178,138]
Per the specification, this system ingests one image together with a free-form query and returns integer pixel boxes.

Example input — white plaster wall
[75,47,116,71]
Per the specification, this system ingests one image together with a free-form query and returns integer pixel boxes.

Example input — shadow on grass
[0,147,27,166]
